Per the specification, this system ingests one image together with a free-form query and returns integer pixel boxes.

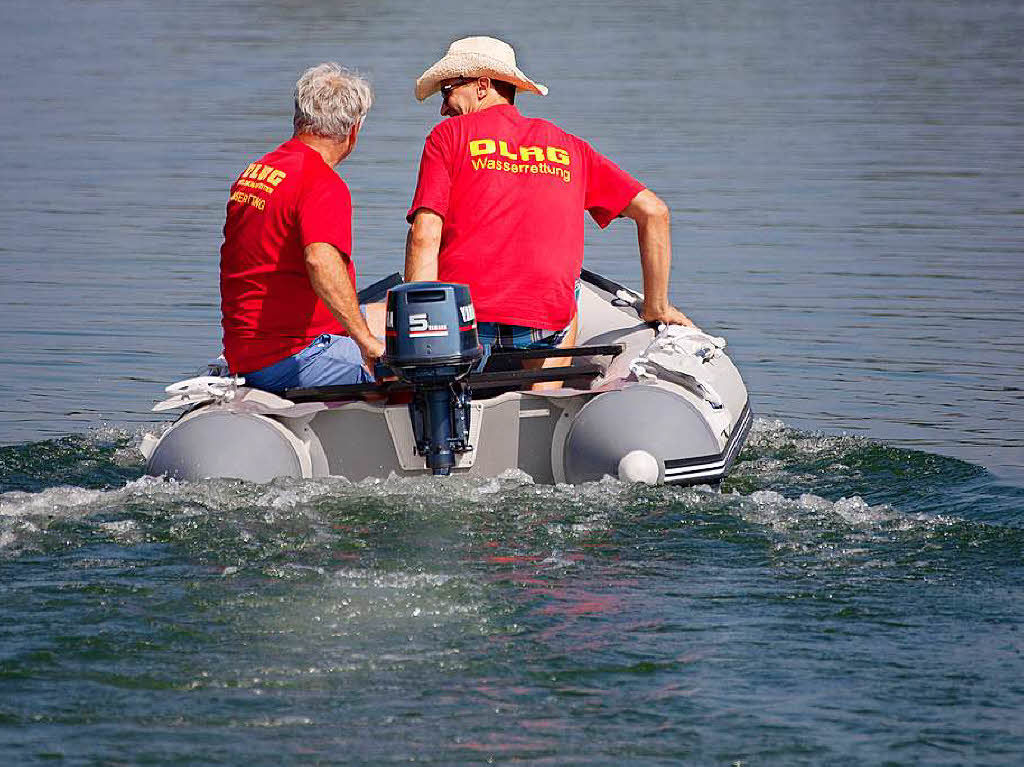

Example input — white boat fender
[617,450,661,484]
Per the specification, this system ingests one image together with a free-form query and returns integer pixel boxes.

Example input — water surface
[1,1,1023,764]
[0,0,1021,479]
[2,423,1023,764]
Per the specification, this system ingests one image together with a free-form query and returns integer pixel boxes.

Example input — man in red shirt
[405,37,693,373]
[220,62,384,393]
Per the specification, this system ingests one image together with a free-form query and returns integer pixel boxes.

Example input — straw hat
[415,36,549,101]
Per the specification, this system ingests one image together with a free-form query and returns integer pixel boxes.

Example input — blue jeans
[242,334,372,393]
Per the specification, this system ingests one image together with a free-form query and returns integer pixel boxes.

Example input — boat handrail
[283,361,608,404]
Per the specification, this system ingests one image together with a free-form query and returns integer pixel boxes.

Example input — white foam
[738,487,898,532]
[329,569,455,590]
[1,485,108,517]
[98,518,142,544]
[745,416,866,459]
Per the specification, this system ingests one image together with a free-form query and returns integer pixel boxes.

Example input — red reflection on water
[455,733,554,753]
[536,593,620,616]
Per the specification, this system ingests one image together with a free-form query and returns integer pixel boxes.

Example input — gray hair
[293,63,373,140]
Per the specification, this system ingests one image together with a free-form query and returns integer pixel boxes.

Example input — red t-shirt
[220,138,357,373]
[408,105,644,330]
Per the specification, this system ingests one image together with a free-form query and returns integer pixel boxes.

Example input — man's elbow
[409,210,444,247]
[305,245,343,271]
[408,228,440,252]
[304,244,352,291]
[625,190,670,225]
[638,191,670,223]
[305,249,326,272]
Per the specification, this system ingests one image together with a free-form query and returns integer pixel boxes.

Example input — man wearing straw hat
[405,36,693,369]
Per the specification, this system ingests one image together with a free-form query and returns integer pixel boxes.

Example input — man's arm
[621,189,694,327]
[404,208,444,281]
[304,242,384,368]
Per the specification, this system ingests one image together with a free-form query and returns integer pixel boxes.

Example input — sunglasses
[440,78,477,99]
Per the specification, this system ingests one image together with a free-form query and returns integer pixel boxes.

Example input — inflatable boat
[141,270,752,486]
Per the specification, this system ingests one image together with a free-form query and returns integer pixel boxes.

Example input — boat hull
[144,272,752,486]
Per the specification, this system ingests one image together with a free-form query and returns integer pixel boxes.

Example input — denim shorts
[476,280,581,351]
[476,322,572,350]
[242,334,372,393]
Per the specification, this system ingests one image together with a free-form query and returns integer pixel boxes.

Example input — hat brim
[415,52,548,101]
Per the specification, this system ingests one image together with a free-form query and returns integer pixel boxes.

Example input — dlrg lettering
[233,163,289,195]
[240,162,288,186]
[228,162,288,212]
[467,139,572,183]
[468,139,570,165]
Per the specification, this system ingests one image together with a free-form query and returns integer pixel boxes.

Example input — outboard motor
[382,283,482,475]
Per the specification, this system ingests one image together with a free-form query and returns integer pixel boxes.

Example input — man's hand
[643,303,695,327]
[356,335,385,373]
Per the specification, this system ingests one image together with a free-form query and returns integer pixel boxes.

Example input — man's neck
[476,93,513,112]
[294,133,349,167]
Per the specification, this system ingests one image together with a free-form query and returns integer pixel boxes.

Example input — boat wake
[2,418,1020,568]
[3,418,1022,767]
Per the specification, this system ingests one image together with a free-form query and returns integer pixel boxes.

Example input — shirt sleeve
[299,173,353,258]
[407,124,453,223]
[581,140,646,229]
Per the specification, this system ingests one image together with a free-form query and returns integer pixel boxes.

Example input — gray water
[2,1,1023,764]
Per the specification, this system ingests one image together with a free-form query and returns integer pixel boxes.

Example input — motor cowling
[381,283,482,475]
[383,283,481,380]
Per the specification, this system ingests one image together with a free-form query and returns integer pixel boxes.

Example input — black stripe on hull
[663,401,753,486]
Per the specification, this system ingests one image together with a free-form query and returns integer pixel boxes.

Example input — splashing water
[1,420,1021,764]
